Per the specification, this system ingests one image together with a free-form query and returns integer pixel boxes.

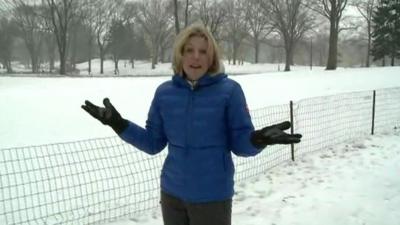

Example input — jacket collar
[172,72,227,89]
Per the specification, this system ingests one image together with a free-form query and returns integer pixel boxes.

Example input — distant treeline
[0,0,399,75]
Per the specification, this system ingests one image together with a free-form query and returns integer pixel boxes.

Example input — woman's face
[182,36,211,81]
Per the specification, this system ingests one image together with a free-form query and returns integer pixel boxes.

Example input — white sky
[1,61,399,225]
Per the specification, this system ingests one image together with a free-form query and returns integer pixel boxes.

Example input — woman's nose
[193,50,200,59]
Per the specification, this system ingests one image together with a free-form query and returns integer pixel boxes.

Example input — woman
[82,23,301,225]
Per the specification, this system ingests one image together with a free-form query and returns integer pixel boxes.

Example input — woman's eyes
[184,48,207,54]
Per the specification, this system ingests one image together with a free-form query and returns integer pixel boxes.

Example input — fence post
[290,100,295,161]
[371,90,376,135]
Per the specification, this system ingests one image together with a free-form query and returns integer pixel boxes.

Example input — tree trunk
[326,18,338,70]
[26,41,39,73]
[88,58,92,75]
[310,39,313,69]
[366,21,371,67]
[284,36,293,71]
[232,41,239,65]
[254,36,259,63]
[100,51,104,74]
[289,50,294,66]
[319,49,324,66]
[58,33,67,75]
[174,0,180,34]
[55,25,68,75]
[59,49,66,75]
[184,0,189,28]
[49,56,55,73]
[99,46,104,74]
[71,27,78,70]
[7,61,12,73]
[29,47,39,73]
[284,46,292,71]
[114,59,119,75]
[151,44,157,69]
[47,36,56,73]
[32,55,37,73]
[391,55,394,66]
[4,60,12,73]
[58,31,68,75]
[88,35,93,74]
[100,57,104,74]
[160,47,166,63]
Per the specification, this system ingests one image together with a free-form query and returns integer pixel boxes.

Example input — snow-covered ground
[74,59,310,77]
[1,61,399,225]
[108,132,400,225]
[1,62,399,149]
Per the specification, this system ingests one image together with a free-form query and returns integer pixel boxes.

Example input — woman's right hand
[81,98,128,134]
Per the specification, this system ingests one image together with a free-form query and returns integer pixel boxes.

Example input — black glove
[81,98,128,134]
[251,121,302,149]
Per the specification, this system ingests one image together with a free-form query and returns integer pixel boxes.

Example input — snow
[1,61,400,225]
[1,62,399,149]
[107,133,400,225]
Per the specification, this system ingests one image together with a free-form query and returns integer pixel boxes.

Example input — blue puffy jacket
[119,73,261,203]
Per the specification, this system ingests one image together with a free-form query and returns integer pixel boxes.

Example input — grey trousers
[160,191,232,225]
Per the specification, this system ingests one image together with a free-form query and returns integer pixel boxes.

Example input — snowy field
[1,62,400,225]
[1,62,399,149]
[109,132,400,225]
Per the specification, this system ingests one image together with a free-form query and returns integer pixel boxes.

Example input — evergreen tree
[371,0,400,66]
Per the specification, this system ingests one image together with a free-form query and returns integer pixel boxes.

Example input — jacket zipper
[185,87,194,153]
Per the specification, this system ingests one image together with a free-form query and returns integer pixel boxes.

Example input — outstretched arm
[82,97,167,155]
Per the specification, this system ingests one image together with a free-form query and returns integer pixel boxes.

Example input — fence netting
[375,87,400,133]
[295,90,374,155]
[1,87,399,225]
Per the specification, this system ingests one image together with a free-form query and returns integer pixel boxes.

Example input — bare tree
[314,31,329,66]
[352,0,376,67]
[91,0,123,74]
[224,0,249,65]
[79,0,103,74]
[42,30,56,72]
[121,1,138,69]
[173,0,180,34]
[0,0,13,18]
[7,0,44,73]
[245,0,273,63]
[184,0,189,28]
[159,26,174,63]
[194,0,227,41]
[136,0,174,69]
[307,0,348,70]
[42,0,80,74]
[75,0,94,74]
[262,0,313,71]
[0,18,17,73]
[173,0,191,35]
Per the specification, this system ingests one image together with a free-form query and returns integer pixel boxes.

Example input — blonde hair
[172,23,221,75]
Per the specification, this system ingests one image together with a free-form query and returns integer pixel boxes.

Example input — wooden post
[290,100,295,161]
[371,90,376,135]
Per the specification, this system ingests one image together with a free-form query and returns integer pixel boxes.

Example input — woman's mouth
[190,65,201,69]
